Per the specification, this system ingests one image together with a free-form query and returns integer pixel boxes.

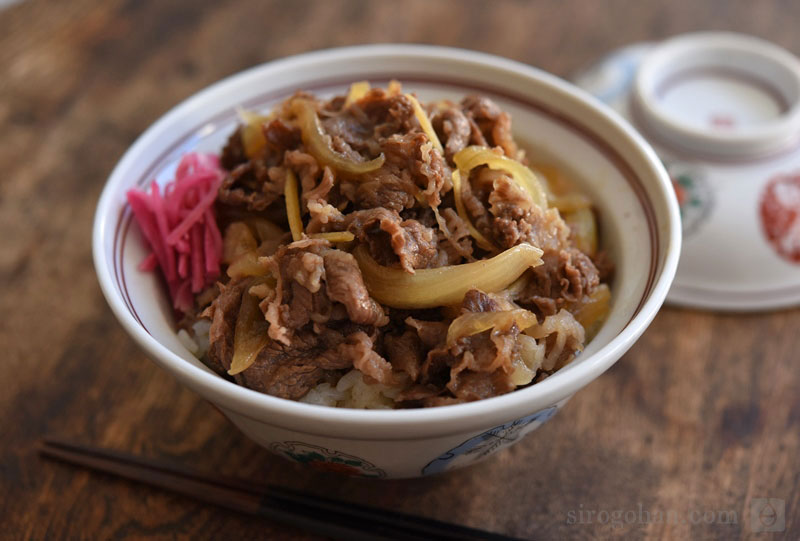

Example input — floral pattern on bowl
[269,441,387,478]
[422,404,560,475]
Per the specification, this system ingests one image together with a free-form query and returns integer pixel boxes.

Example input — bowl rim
[93,44,681,440]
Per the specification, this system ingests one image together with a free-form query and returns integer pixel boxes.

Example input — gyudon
[127,81,613,408]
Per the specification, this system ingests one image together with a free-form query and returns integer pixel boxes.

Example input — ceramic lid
[574,32,800,311]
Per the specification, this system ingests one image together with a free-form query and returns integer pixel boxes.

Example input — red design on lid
[760,173,800,263]
[710,113,736,128]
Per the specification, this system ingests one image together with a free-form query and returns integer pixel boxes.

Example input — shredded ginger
[126,153,224,314]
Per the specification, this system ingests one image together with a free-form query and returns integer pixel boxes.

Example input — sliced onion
[525,309,585,371]
[534,163,592,212]
[512,334,545,385]
[344,81,371,107]
[248,217,286,243]
[284,169,304,242]
[225,219,287,278]
[291,99,385,175]
[222,222,258,264]
[548,192,593,213]
[406,93,444,155]
[228,288,270,375]
[563,207,598,256]
[309,231,355,243]
[570,283,611,340]
[354,243,543,309]
[446,309,539,347]
[237,108,272,159]
[227,251,268,278]
[454,146,548,208]
[387,79,403,96]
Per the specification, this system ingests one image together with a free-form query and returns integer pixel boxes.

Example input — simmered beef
[385,330,424,382]
[185,85,610,407]
[323,249,389,326]
[393,289,520,406]
[445,289,519,402]
[236,327,387,400]
[461,288,501,313]
[519,248,600,316]
[341,131,450,211]
[203,248,392,399]
[235,330,341,400]
[263,119,302,155]
[217,120,309,211]
[454,165,602,318]
[405,317,449,348]
[360,91,417,137]
[343,330,394,385]
[220,128,247,171]
[218,160,284,211]
[433,107,471,161]
[262,239,388,346]
[592,250,616,283]
[341,208,439,272]
[433,207,474,265]
[204,278,248,374]
[462,95,519,158]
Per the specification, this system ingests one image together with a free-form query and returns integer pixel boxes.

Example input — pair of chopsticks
[39,438,523,541]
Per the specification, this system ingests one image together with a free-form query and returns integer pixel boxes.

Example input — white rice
[177,329,200,355]
[301,370,410,409]
[191,319,211,356]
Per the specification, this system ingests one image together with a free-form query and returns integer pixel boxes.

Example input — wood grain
[1,0,798,539]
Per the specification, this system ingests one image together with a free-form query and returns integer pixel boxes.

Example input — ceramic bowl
[93,45,680,479]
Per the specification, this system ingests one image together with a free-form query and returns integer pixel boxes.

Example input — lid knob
[632,32,800,159]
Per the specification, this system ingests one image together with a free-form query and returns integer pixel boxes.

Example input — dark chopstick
[39,438,523,541]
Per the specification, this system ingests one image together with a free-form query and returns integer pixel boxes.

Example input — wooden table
[2,1,798,538]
